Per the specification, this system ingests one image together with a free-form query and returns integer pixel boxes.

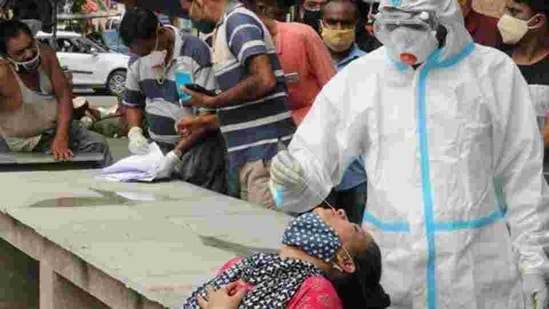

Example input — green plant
[71,0,86,13]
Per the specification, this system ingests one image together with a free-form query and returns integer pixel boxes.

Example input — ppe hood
[379,0,473,63]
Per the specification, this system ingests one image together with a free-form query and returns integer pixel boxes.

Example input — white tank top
[0,67,58,151]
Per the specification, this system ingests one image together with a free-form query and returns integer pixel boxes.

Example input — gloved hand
[156,151,181,179]
[128,126,149,155]
[270,150,307,194]
[522,274,548,309]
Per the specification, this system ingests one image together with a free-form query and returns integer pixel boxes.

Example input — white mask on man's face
[497,13,543,45]
[7,44,41,73]
[149,26,166,65]
[149,27,168,84]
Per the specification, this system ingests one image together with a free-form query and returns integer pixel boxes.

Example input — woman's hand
[197,282,247,309]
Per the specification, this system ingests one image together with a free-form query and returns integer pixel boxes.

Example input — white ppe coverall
[273,0,549,308]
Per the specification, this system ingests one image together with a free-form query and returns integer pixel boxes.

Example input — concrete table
[0,152,106,171]
[0,170,292,308]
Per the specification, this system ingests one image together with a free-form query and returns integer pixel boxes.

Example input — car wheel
[107,69,126,96]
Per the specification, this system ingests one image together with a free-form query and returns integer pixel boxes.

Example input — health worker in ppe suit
[269,0,549,308]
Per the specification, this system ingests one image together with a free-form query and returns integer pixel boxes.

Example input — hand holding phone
[174,69,193,101]
[184,84,217,97]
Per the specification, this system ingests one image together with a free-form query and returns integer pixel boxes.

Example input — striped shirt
[212,2,296,168]
[123,26,215,147]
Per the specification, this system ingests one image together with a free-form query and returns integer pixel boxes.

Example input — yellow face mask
[321,22,355,52]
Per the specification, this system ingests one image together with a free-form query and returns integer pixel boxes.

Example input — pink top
[219,257,343,309]
[273,21,337,125]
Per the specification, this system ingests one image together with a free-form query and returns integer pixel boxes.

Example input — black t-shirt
[517,56,549,86]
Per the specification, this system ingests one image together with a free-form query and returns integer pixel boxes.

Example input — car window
[76,37,106,53]
[37,38,50,47]
[57,38,79,53]
[102,30,129,55]
[112,19,121,31]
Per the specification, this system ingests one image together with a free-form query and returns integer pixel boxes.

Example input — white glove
[128,126,149,155]
[270,150,307,194]
[523,274,548,309]
[156,151,181,179]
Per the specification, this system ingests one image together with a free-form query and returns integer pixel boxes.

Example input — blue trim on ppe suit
[364,41,506,309]
[418,41,476,309]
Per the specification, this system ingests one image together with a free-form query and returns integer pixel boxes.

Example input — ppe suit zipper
[414,63,437,309]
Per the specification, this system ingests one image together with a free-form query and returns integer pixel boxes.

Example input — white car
[36,31,129,96]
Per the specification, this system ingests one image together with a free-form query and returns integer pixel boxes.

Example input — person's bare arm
[184,54,276,108]
[42,45,74,160]
[0,62,13,107]
[125,106,143,128]
[175,113,220,136]
[218,54,277,105]
[173,126,207,155]
[173,111,221,155]
[199,113,220,129]
[543,118,549,147]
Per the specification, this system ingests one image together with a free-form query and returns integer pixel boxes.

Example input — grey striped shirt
[123,26,216,146]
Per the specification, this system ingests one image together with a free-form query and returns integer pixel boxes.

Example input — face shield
[374,7,440,65]
[374,7,438,32]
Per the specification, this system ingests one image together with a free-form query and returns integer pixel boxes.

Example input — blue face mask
[282,212,342,263]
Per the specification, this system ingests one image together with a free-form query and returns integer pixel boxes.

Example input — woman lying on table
[183,207,391,309]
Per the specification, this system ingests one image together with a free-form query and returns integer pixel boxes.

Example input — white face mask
[149,27,168,84]
[150,50,167,68]
[497,14,543,45]
[7,43,41,73]
[379,26,439,66]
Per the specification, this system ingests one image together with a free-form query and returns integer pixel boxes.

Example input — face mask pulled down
[321,23,355,53]
[149,29,168,84]
[7,45,41,73]
[302,9,321,33]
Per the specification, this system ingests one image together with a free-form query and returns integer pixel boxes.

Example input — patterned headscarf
[182,212,346,308]
[182,253,321,309]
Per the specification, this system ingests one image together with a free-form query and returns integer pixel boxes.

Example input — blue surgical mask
[282,212,342,263]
